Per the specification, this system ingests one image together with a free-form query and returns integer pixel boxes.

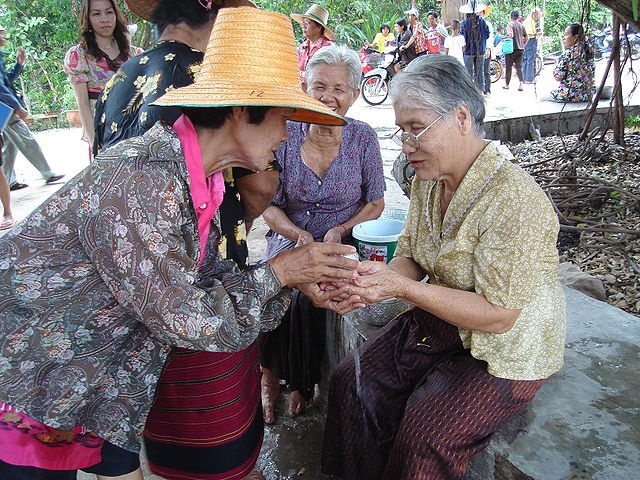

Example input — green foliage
[626,114,640,128]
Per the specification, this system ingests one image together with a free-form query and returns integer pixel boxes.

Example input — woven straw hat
[291,4,335,40]
[124,0,256,22]
[459,1,487,14]
[153,8,344,127]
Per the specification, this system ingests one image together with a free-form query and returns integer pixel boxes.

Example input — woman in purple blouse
[259,45,386,424]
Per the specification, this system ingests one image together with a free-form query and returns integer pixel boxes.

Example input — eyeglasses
[390,114,444,149]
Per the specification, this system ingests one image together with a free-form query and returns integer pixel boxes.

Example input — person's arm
[262,204,314,245]
[85,156,358,352]
[323,197,384,243]
[71,81,95,146]
[6,48,25,83]
[235,169,279,232]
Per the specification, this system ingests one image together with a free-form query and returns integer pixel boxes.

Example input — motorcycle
[359,45,380,77]
[360,46,398,105]
[590,26,640,61]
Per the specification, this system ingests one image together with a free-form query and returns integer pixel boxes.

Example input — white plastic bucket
[352,218,405,263]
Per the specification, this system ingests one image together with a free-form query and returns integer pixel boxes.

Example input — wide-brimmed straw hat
[291,4,335,40]
[124,0,256,22]
[153,8,344,126]
[459,1,487,14]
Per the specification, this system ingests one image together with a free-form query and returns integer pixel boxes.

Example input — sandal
[288,390,312,417]
[0,217,14,230]
[260,369,280,425]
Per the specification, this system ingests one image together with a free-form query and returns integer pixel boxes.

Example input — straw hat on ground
[124,0,256,22]
[153,8,344,127]
[291,4,335,40]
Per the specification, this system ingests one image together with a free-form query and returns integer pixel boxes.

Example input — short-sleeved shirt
[63,43,142,98]
[444,34,466,65]
[410,21,429,55]
[507,20,528,50]
[372,32,395,53]
[270,119,385,241]
[297,36,333,78]
[395,141,566,381]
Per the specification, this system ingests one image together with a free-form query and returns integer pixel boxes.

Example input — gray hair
[389,55,486,137]
[305,45,362,92]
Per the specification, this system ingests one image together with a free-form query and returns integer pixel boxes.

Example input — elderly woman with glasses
[321,54,566,480]
[258,45,385,424]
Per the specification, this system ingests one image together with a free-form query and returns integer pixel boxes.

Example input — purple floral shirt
[271,118,385,242]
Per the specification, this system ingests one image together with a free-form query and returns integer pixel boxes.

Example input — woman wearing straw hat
[0,7,359,480]
[96,2,280,479]
[291,4,334,80]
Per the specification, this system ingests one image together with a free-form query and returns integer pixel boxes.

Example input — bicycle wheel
[360,74,388,105]
[535,55,542,76]
[490,59,502,83]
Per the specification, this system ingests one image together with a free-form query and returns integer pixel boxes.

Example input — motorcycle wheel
[361,74,388,106]
[490,59,502,83]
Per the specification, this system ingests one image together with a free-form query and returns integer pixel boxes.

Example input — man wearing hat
[0,25,63,191]
[400,7,428,59]
[291,4,334,80]
[459,1,490,94]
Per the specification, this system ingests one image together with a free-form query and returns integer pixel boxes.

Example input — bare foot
[261,368,280,425]
[288,390,312,417]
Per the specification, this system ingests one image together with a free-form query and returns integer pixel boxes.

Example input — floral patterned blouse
[395,141,566,381]
[268,119,385,245]
[297,36,332,78]
[63,43,142,98]
[551,42,595,103]
[0,123,291,452]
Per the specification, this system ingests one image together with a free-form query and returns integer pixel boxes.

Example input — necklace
[426,158,505,241]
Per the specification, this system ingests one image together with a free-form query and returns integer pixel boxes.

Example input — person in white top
[444,19,466,65]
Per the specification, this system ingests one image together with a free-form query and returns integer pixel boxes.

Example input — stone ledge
[323,287,640,479]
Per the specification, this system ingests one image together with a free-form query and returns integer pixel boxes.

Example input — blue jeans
[1,113,55,186]
[464,54,485,93]
[523,38,537,82]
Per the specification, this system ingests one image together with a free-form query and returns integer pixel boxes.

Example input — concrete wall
[484,105,640,143]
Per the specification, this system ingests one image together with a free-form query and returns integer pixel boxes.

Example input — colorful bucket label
[358,243,389,263]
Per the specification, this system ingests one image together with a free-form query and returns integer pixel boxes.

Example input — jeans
[1,113,55,186]
[464,54,485,93]
[523,37,537,82]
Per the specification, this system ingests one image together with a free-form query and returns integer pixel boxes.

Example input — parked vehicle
[358,45,380,77]
[360,47,398,105]
[590,26,640,61]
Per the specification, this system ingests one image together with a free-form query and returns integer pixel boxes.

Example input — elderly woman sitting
[551,23,595,102]
[321,54,566,480]
[259,45,386,424]
[0,8,359,480]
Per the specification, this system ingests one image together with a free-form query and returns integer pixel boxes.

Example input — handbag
[502,38,514,54]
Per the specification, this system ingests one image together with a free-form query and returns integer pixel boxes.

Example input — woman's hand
[269,242,359,288]
[345,260,402,305]
[323,226,344,244]
[298,282,365,314]
[296,230,315,246]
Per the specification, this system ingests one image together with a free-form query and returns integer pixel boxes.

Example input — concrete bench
[323,287,640,479]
